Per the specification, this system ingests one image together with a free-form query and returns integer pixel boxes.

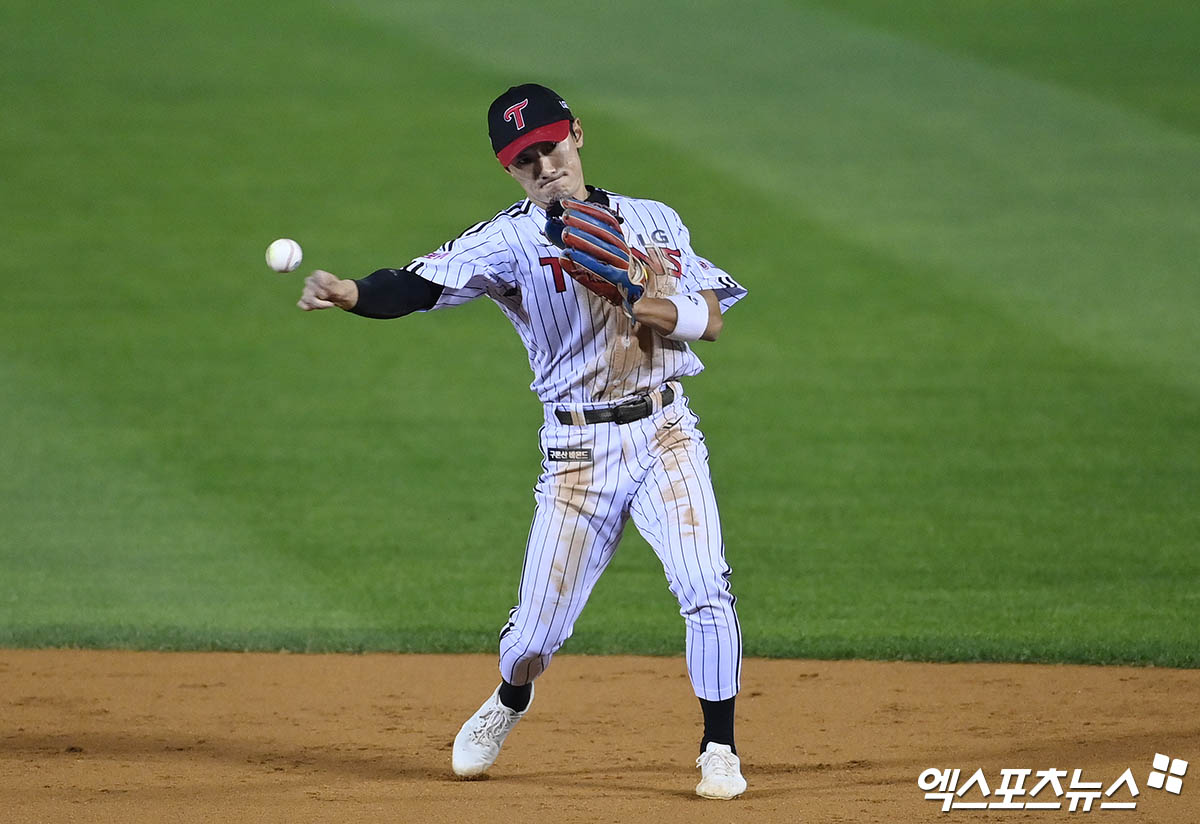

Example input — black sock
[498,680,532,713]
[699,696,736,755]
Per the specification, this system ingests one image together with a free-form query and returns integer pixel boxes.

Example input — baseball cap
[488,83,574,167]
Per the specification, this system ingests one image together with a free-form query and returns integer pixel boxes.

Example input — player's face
[506,120,587,208]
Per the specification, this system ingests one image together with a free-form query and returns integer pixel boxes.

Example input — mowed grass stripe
[806,0,1200,136]
[0,356,342,635]
[347,0,1200,392]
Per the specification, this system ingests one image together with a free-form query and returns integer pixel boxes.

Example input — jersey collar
[527,185,612,216]
[584,185,611,206]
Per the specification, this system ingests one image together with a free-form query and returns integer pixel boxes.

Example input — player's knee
[676,570,729,609]
[678,579,737,621]
[503,626,570,671]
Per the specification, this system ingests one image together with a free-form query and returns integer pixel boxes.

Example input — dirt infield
[2,650,1198,823]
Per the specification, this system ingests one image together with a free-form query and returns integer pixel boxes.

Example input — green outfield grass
[1,0,1197,665]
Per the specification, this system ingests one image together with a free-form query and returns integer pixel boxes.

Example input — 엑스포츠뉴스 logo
[918,753,1188,813]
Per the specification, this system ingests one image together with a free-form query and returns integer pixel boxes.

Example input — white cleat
[452,684,533,778]
[695,742,747,799]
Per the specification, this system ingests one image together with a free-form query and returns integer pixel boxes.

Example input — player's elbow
[701,310,724,341]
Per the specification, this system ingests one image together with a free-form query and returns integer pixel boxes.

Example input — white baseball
[266,238,303,273]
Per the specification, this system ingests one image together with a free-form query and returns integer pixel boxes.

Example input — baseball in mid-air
[265,238,303,273]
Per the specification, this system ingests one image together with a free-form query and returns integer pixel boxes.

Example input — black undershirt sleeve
[349,268,445,319]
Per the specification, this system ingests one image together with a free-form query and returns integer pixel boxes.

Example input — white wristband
[665,293,710,341]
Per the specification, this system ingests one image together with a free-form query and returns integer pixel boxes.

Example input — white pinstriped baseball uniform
[410,189,746,702]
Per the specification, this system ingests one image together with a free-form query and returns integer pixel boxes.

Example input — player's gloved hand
[546,198,645,318]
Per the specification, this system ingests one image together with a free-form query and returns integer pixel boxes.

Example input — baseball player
[298,83,748,800]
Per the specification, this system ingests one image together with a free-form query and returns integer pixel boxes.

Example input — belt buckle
[612,395,650,425]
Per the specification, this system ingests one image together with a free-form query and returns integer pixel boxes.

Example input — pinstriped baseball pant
[498,386,741,702]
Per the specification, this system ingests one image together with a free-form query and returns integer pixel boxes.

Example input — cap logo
[504,99,530,131]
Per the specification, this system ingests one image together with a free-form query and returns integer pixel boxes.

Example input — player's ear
[571,119,584,148]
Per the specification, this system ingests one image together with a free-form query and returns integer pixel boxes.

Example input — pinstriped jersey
[408,189,747,405]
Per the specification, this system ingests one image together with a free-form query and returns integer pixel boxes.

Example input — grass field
[2,0,1197,665]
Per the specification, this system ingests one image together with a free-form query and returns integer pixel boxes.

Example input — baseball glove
[546,198,645,317]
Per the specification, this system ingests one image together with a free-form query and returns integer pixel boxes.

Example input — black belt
[556,385,675,426]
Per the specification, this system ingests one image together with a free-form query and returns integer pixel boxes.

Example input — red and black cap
[488,83,574,167]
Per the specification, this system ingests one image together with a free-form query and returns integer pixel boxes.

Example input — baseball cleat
[452,684,533,778]
[695,742,747,799]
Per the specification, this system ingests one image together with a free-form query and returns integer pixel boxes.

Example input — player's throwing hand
[298,270,357,311]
